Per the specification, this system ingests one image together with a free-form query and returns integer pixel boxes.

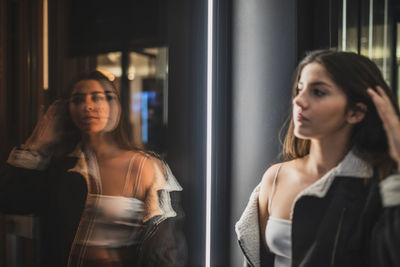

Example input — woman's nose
[84,97,94,111]
[293,91,308,109]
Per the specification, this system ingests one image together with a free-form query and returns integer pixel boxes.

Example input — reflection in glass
[397,23,400,103]
[1,71,185,266]
[95,48,168,154]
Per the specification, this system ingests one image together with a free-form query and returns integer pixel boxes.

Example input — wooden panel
[0,0,8,167]
[0,0,7,264]
[0,0,45,266]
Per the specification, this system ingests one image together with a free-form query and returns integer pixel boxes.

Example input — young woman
[236,50,400,267]
[0,71,185,267]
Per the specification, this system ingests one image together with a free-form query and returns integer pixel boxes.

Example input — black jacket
[0,147,186,267]
[236,151,400,267]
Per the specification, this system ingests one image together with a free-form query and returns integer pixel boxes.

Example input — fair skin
[258,63,367,248]
[25,79,153,200]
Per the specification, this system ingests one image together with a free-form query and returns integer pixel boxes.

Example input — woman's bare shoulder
[259,159,300,199]
[121,149,161,163]
[118,150,163,189]
[259,163,282,203]
[260,161,292,188]
[134,151,167,187]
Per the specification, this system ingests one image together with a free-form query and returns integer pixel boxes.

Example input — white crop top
[79,153,147,248]
[81,194,145,248]
[265,165,292,267]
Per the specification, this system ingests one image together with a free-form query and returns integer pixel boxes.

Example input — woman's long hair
[282,49,399,180]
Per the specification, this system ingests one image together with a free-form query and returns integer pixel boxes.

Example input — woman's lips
[295,113,308,122]
[82,116,99,122]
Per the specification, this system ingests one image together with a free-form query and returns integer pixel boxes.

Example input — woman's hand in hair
[24,100,69,156]
[368,86,400,171]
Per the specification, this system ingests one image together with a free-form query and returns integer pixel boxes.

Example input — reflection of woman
[0,71,185,267]
[236,50,400,267]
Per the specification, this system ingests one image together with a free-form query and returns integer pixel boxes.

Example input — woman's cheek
[98,104,110,118]
[104,101,121,132]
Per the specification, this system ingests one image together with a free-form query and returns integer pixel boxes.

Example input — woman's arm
[367,87,400,170]
[367,86,400,266]
[0,100,67,214]
[24,100,69,156]
[0,151,50,215]
[139,191,187,267]
[138,157,186,266]
[258,164,280,250]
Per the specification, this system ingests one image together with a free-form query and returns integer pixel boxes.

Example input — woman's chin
[79,127,108,136]
[294,129,312,140]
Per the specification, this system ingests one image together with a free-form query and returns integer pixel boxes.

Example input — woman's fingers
[38,105,45,120]
[367,88,396,129]
[367,89,386,127]
[46,99,62,118]
[376,86,392,104]
[25,99,68,153]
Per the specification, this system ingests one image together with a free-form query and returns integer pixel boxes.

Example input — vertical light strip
[382,0,388,80]
[368,0,373,58]
[342,0,347,50]
[43,0,48,90]
[205,0,214,266]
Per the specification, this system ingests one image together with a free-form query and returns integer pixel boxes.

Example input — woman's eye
[312,89,325,96]
[71,97,84,104]
[296,88,302,95]
[106,93,117,101]
[92,95,105,101]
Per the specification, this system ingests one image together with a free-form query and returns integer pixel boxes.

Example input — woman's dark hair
[62,70,137,154]
[282,49,399,180]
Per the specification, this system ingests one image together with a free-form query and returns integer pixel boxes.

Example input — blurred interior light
[128,73,135,80]
[96,67,119,81]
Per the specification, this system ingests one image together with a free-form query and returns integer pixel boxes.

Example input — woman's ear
[347,102,367,124]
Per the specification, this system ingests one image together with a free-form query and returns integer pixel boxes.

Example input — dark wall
[297,0,340,60]
[230,0,297,265]
[166,1,208,266]
[69,0,167,55]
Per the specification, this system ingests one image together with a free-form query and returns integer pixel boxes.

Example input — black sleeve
[0,164,49,215]
[369,174,400,267]
[138,191,187,267]
[370,206,400,267]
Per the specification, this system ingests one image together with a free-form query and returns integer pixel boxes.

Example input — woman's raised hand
[368,86,400,171]
[24,99,69,156]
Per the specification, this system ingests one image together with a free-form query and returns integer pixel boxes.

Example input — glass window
[397,23,400,102]
[340,0,393,86]
[95,48,168,154]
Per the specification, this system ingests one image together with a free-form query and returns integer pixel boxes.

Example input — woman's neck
[81,133,122,160]
[306,134,350,177]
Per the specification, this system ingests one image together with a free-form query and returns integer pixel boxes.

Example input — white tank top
[83,194,145,248]
[265,165,292,267]
[79,153,147,248]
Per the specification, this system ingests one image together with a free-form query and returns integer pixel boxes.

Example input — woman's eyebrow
[298,81,332,88]
[71,91,106,96]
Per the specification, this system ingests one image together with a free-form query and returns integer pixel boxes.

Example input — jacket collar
[66,145,90,184]
[292,150,372,206]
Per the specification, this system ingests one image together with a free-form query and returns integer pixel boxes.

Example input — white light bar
[205,0,214,266]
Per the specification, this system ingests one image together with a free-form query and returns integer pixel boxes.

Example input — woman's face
[69,79,120,135]
[293,62,352,140]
